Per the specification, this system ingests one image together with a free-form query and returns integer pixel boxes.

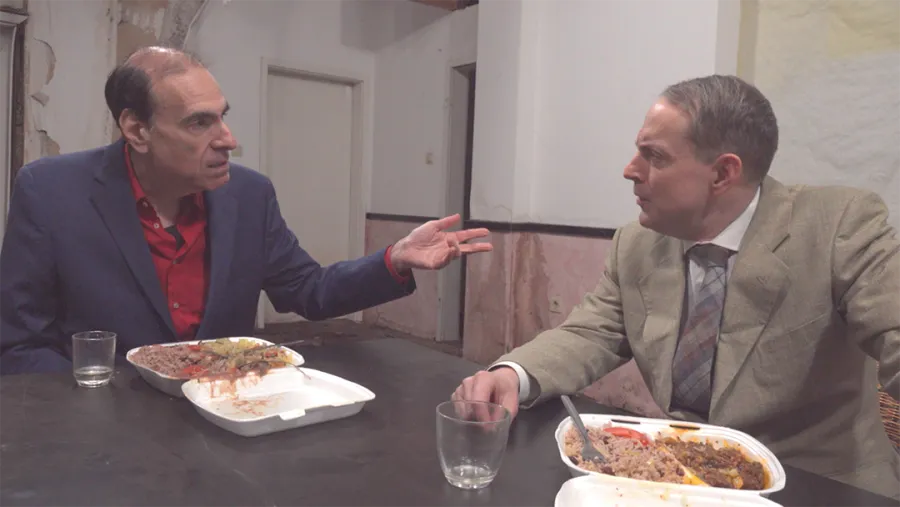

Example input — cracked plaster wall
[22,0,207,161]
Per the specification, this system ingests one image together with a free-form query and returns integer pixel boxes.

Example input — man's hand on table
[452,367,521,421]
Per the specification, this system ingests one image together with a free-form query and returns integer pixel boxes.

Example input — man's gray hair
[661,75,779,182]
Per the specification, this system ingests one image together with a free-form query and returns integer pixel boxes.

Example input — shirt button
[173,302,180,309]
[172,258,179,265]
[143,202,150,208]
[153,223,160,229]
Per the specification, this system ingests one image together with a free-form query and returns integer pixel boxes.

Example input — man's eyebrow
[181,102,230,124]
[636,140,669,157]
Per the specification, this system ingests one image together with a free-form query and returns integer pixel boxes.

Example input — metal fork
[561,395,606,464]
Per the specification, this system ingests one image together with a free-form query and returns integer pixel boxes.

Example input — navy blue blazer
[0,139,416,374]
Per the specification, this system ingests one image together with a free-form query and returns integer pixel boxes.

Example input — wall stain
[33,38,55,85]
[462,232,510,365]
[38,130,59,157]
[510,232,551,350]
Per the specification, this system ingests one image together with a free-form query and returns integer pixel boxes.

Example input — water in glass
[436,400,511,489]
[72,331,116,387]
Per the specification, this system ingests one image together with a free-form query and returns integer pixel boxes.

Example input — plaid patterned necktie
[671,243,733,417]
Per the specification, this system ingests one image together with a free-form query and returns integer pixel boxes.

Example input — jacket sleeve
[261,179,416,320]
[497,226,632,406]
[0,167,70,374]
[832,191,900,401]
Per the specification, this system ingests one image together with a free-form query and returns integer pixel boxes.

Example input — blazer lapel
[709,177,792,419]
[637,235,686,413]
[196,185,238,338]
[90,141,176,336]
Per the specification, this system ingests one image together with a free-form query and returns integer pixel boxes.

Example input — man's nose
[623,153,644,182]
[214,121,238,151]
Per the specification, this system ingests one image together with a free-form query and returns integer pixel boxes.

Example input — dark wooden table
[1,338,897,506]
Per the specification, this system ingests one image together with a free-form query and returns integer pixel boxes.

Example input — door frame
[256,57,368,329]
[434,62,475,343]
[1,10,27,237]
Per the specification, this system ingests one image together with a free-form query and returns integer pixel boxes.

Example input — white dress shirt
[493,187,761,403]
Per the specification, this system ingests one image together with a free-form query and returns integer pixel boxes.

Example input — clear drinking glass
[72,331,116,387]
[436,400,511,489]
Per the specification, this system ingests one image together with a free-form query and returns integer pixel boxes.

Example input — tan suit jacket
[499,176,900,498]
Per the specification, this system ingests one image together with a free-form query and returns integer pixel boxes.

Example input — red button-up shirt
[124,146,408,341]
[125,147,209,341]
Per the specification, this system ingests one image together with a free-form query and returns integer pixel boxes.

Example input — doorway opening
[436,63,475,344]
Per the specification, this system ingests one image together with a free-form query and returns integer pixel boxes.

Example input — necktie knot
[689,243,733,268]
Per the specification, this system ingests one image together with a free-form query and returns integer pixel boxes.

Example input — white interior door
[261,69,356,325]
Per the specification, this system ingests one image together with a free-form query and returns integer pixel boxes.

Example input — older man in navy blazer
[0,47,492,374]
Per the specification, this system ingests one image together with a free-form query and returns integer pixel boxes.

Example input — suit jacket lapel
[637,235,686,413]
[710,177,792,420]
[90,140,176,336]
[196,185,238,338]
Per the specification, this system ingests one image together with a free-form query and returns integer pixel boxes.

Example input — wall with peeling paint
[22,0,117,162]
[0,0,25,11]
[21,0,211,160]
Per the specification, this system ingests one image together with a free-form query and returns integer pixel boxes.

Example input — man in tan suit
[452,75,900,499]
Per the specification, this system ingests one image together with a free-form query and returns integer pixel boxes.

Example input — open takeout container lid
[555,413,786,497]
[125,337,305,398]
[555,475,784,507]
[181,366,375,437]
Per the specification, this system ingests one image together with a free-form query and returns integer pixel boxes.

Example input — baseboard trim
[365,213,617,239]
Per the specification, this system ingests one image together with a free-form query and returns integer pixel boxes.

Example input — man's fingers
[458,243,493,254]
[470,374,495,403]
[498,391,519,420]
[455,228,490,242]
[431,214,461,231]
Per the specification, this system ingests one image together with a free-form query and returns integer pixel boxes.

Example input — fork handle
[561,395,592,438]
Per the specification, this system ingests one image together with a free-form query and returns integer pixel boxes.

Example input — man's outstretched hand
[390,214,492,271]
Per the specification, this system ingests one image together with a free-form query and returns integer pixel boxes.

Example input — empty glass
[436,400,511,489]
[72,331,116,387]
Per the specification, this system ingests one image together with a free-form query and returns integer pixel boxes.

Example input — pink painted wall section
[364,219,663,417]
[362,220,439,339]
[462,230,664,418]
[462,231,515,363]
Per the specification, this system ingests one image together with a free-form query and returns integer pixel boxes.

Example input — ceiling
[408,0,478,11]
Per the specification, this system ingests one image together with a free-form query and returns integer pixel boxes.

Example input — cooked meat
[130,339,292,379]
[563,426,769,491]
[657,437,767,490]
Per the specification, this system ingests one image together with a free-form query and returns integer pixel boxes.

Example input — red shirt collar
[124,143,204,213]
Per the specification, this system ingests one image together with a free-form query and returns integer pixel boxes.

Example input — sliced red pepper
[180,365,207,377]
[603,426,651,446]
[188,345,202,352]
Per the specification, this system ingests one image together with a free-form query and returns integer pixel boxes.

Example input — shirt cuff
[384,244,411,284]
[490,361,531,402]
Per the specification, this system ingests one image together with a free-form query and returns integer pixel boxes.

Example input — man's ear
[119,110,151,153]
[711,153,743,194]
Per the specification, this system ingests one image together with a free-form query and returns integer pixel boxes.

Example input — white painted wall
[188,0,448,218]
[468,0,531,223]
[470,0,741,228]
[370,5,477,217]
[23,0,117,163]
[747,0,900,230]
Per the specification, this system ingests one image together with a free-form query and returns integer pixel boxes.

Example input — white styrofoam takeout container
[125,337,305,398]
[555,413,786,497]
[180,367,375,437]
[555,475,784,507]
